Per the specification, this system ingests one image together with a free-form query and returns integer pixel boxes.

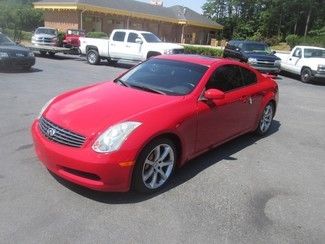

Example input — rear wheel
[133,138,177,193]
[301,67,312,83]
[48,52,55,57]
[256,102,274,136]
[87,49,100,65]
[39,51,47,56]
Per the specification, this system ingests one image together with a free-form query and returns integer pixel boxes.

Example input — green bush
[3,28,32,41]
[285,34,300,49]
[183,45,223,57]
[286,34,325,48]
[57,31,65,47]
[86,32,108,39]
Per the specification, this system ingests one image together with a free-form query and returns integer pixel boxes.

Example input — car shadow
[34,53,81,60]
[0,67,42,73]
[51,120,281,204]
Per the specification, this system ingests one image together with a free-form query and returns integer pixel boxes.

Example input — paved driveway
[0,55,324,243]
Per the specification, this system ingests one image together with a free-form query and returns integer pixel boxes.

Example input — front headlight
[248,58,258,64]
[38,97,56,119]
[274,60,281,66]
[92,121,141,153]
[0,52,9,59]
[164,49,173,55]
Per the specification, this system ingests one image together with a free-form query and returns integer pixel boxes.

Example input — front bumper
[32,40,57,46]
[312,70,325,79]
[0,56,35,69]
[31,120,135,192]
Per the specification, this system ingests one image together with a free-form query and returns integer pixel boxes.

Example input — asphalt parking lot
[0,54,324,244]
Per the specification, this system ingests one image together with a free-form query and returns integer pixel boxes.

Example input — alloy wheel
[142,144,175,189]
[260,104,273,133]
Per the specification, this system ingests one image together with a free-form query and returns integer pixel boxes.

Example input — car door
[195,65,256,153]
[286,47,303,74]
[125,32,143,61]
[109,31,128,59]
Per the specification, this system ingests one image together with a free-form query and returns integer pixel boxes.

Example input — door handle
[289,58,292,61]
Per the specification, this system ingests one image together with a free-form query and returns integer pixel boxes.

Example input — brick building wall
[43,10,215,44]
[44,10,79,31]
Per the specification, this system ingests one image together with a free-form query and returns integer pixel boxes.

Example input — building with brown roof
[33,0,223,44]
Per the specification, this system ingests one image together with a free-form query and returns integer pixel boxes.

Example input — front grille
[39,116,86,148]
[173,49,185,54]
[256,60,275,67]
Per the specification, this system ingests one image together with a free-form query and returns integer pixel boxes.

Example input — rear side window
[127,33,139,43]
[113,32,126,42]
[206,65,243,92]
[240,67,257,86]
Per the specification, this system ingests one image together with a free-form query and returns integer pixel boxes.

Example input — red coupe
[31,55,278,193]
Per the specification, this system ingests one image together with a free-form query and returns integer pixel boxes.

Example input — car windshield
[242,43,271,54]
[141,33,161,43]
[304,48,325,58]
[117,59,208,95]
[0,34,14,45]
[35,28,57,35]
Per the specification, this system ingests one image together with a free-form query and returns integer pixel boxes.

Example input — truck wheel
[87,49,100,65]
[39,51,47,56]
[48,52,55,57]
[301,67,312,83]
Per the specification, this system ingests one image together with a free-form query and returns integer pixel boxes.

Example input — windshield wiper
[130,84,166,95]
[114,79,130,87]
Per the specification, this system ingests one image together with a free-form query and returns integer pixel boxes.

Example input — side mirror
[272,50,276,54]
[135,38,143,44]
[204,89,225,100]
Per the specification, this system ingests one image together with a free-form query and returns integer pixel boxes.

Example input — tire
[107,59,118,66]
[255,102,274,136]
[147,52,161,59]
[301,67,312,83]
[87,49,100,65]
[133,138,177,193]
[39,51,47,56]
[48,52,55,57]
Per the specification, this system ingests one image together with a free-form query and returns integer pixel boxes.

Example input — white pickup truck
[79,29,184,65]
[277,46,325,83]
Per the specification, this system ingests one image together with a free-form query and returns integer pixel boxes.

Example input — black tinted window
[113,31,125,42]
[240,67,257,86]
[206,65,243,92]
[127,33,139,43]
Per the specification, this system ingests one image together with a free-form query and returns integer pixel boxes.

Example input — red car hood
[44,82,182,137]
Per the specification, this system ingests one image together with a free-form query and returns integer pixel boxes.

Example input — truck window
[293,48,302,58]
[113,32,126,42]
[127,33,139,43]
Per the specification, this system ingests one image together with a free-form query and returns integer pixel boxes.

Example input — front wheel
[301,67,312,83]
[256,103,274,136]
[133,138,177,193]
[87,49,100,65]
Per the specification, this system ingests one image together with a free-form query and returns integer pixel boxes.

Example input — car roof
[156,54,223,66]
[36,27,57,30]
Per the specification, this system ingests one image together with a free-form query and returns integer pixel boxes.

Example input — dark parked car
[0,33,35,70]
[223,40,281,75]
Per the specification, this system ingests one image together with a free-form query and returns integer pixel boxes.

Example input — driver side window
[206,65,243,92]
[293,48,302,58]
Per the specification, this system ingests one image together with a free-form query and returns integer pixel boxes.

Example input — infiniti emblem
[46,128,56,137]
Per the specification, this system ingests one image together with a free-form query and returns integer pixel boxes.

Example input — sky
[136,0,206,14]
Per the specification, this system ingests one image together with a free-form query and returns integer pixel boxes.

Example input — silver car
[31,27,58,46]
